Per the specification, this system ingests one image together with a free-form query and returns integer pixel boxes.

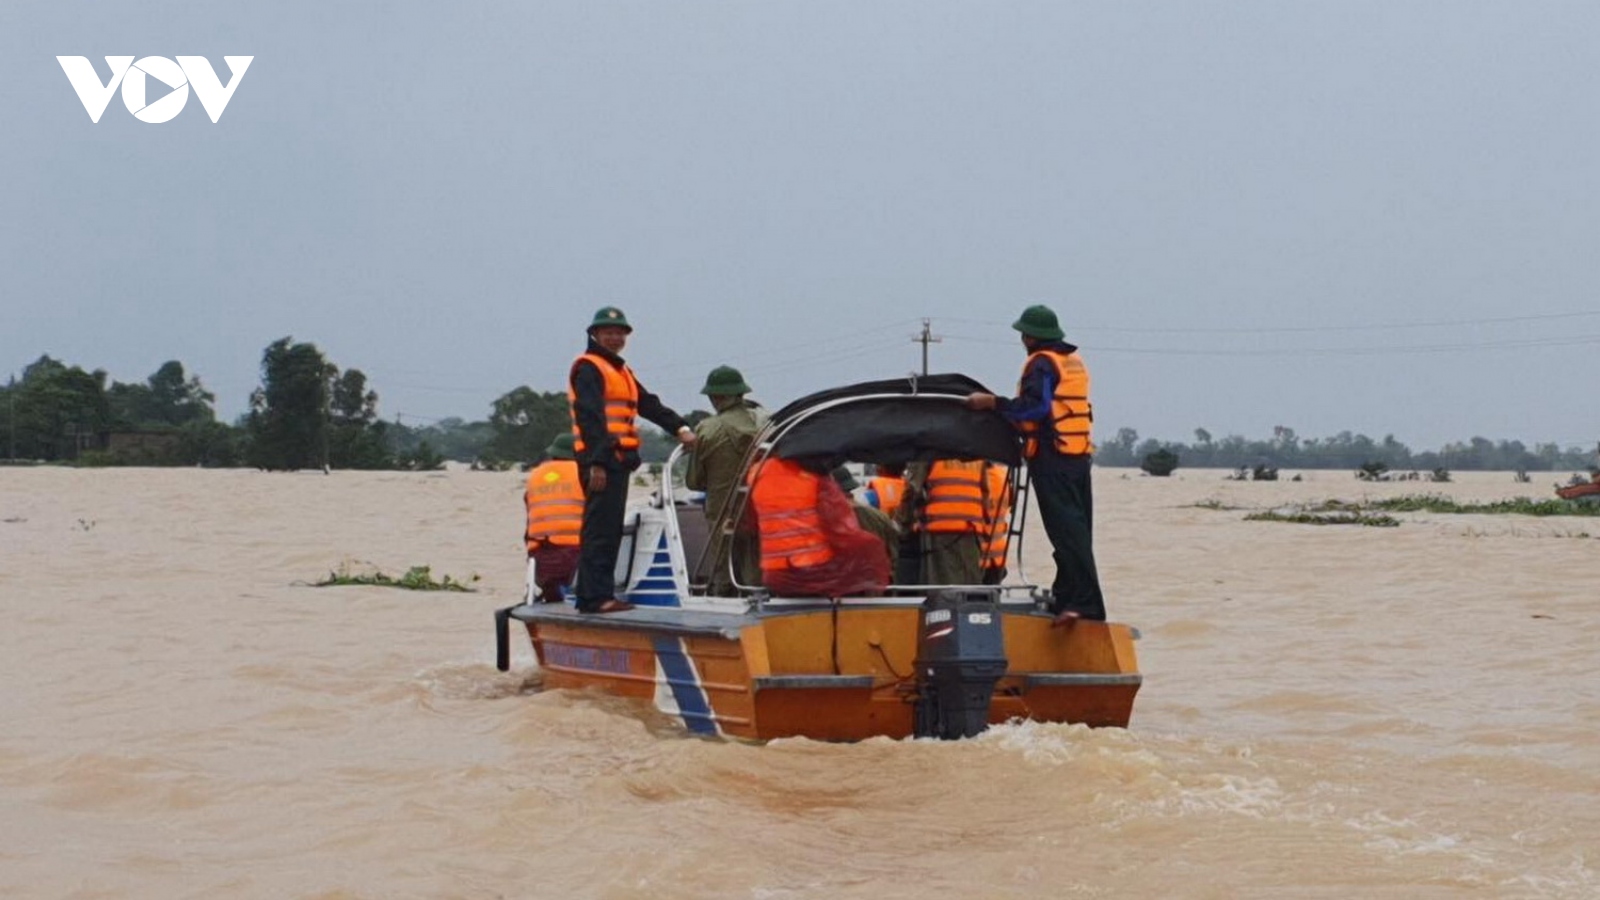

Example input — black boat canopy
[762,373,1022,468]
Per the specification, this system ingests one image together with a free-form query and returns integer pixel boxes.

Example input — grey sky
[4,1,1597,449]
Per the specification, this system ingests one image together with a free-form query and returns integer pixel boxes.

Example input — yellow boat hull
[518,605,1141,741]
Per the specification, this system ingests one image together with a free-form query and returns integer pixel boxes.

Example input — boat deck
[507,603,759,639]
[507,600,1070,640]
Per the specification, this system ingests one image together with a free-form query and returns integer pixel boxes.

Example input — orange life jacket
[980,463,1012,570]
[920,459,985,534]
[1017,348,1093,457]
[567,353,641,457]
[867,475,905,517]
[749,458,834,571]
[524,459,583,551]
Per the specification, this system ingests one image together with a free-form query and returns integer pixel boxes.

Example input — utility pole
[912,318,943,376]
[7,376,16,460]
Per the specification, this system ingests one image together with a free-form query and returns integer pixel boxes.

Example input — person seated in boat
[896,459,986,586]
[833,467,901,578]
[523,433,583,603]
[863,464,907,517]
[748,456,890,596]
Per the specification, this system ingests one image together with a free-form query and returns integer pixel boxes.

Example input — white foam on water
[1501,853,1598,898]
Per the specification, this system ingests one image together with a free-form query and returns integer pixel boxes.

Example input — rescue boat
[1555,480,1600,500]
[493,374,1142,741]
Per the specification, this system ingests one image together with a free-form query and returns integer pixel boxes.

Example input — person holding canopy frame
[966,304,1106,626]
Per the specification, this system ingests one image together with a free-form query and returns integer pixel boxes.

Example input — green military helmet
[545,432,576,460]
[699,364,752,396]
[1012,304,1065,341]
[588,306,633,333]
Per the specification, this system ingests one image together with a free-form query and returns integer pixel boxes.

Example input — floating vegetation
[1245,509,1400,527]
[1365,494,1600,517]
[1225,465,1279,482]
[1356,462,1429,482]
[314,562,479,592]
[1141,447,1180,477]
[1190,498,1241,510]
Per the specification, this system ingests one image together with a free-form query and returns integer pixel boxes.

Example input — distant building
[100,430,181,460]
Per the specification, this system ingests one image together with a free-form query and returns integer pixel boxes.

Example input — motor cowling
[913,589,1009,739]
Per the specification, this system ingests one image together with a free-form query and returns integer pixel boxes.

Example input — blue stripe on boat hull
[652,635,717,735]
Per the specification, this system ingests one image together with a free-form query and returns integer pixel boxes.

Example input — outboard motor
[913,589,1008,739]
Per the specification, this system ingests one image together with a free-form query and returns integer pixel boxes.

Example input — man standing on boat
[568,306,696,614]
[685,365,768,595]
[966,304,1106,625]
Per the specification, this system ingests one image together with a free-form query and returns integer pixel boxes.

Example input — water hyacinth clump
[314,562,479,592]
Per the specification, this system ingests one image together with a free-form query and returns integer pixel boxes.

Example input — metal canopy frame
[663,387,1041,607]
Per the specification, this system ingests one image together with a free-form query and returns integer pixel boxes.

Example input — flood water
[2,466,1596,898]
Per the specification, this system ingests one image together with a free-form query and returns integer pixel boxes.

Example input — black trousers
[1031,460,1106,620]
[576,465,630,610]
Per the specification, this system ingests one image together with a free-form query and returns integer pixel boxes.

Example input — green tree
[146,360,214,426]
[326,368,392,469]
[395,440,446,471]
[177,419,245,467]
[1096,427,1140,466]
[7,356,111,460]
[389,416,495,462]
[1141,446,1180,477]
[107,360,216,431]
[247,338,333,470]
[485,387,569,466]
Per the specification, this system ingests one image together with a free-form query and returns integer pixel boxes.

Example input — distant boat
[1555,481,1600,500]
[494,374,1142,742]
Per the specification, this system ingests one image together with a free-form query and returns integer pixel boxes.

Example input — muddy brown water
[1,467,1596,898]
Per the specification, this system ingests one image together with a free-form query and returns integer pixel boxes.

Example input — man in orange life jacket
[896,458,986,586]
[967,304,1106,624]
[979,461,1013,585]
[524,433,583,603]
[747,456,889,597]
[864,464,906,517]
[568,306,695,614]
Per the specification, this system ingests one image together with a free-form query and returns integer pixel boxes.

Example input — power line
[942,331,1600,356]
[643,316,924,375]
[937,308,1600,336]
[1097,333,1600,357]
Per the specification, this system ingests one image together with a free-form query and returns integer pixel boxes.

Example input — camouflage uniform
[686,398,769,594]
[897,461,984,586]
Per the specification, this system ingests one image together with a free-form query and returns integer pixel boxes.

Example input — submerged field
[1,466,1596,898]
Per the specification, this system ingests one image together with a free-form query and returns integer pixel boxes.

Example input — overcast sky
[4,1,1597,449]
